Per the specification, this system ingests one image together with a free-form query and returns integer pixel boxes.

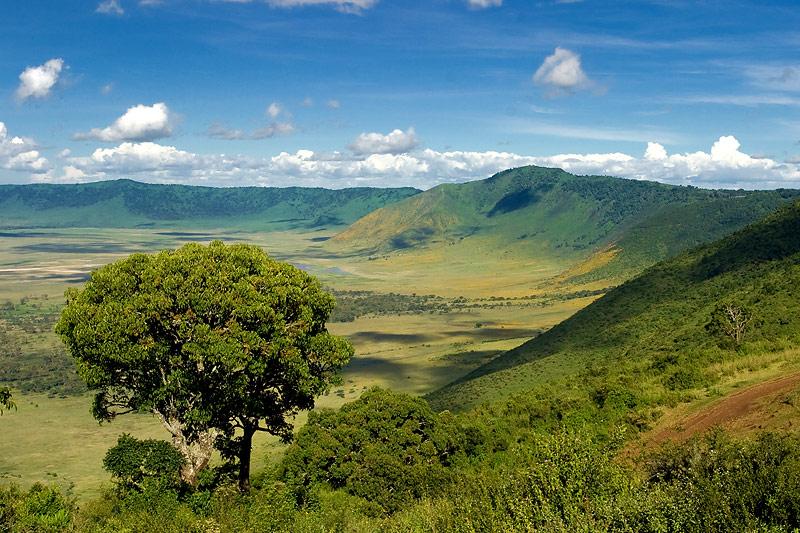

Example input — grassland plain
[0,223,600,498]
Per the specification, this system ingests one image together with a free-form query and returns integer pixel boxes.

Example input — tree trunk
[238,424,256,492]
[156,413,216,486]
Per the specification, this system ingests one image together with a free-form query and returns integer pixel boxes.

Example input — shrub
[281,388,466,514]
[103,434,185,494]
[0,483,74,532]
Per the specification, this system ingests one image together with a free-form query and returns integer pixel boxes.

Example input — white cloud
[253,122,296,139]
[96,0,124,15]
[301,97,314,107]
[86,142,197,171]
[532,136,800,189]
[349,128,419,155]
[263,0,377,13]
[533,47,591,95]
[15,58,65,102]
[266,102,283,119]
[32,136,800,190]
[0,122,50,174]
[206,120,295,140]
[467,0,502,8]
[100,83,114,95]
[644,142,668,160]
[75,103,174,142]
[326,99,341,109]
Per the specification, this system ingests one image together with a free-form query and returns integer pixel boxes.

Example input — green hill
[429,200,800,412]
[0,180,420,230]
[333,166,800,283]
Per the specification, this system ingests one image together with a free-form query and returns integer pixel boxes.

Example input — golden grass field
[0,226,602,499]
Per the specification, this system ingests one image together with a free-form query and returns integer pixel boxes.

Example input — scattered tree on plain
[0,386,14,414]
[56,241,353,490]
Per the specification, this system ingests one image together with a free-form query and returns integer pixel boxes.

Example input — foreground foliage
[56,241,353,490]
[281,388,466,514]
[7,427,800,532]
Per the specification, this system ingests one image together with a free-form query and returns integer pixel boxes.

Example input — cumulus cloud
[96,0,124,14]
[533,47,591,95]
[15,58,65,102]
[75,103,174,142]
[467,0,502,8]
[43,135,800,190]
[349,128,419,155]
[326,99,341,109]
[0,122,50,174]
[532,136,800,189]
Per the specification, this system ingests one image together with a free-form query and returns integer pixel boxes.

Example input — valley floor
[0,226,602,498]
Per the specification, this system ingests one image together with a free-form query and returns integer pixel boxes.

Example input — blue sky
[1,0,799,189]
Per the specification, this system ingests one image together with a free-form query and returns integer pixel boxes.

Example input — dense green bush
[280,387,468,514]
[103,434,185,494]
[641,431,800,530]
[0,483,74,532]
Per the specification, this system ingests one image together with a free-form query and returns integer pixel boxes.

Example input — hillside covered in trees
[0,180,420,231]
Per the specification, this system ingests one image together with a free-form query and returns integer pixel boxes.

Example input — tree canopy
[56,241,353,490]
[0,386,14,415]
[281,388,466,514]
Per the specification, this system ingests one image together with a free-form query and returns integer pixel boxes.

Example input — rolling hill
[428,199,800,412]
[0,179,420,231]
[333,166,800,284]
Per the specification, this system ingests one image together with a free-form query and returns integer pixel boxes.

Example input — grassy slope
[334,166,800,283]
[429,200,800,412]
[0,180,420,231]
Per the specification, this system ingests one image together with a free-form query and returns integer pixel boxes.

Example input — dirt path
[648,371,800,445]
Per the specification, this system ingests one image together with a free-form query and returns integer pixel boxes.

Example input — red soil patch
[649,371,800,445]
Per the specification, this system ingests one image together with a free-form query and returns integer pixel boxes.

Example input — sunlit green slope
[429,200,800,411]
[334,166,800,283]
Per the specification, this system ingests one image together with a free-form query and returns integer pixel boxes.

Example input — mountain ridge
[0,179,421,231]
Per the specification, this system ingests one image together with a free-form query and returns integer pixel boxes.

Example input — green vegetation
[335,165,800,284]
[4,172,800,530]
[0,483,75,532]
[0,386,13,414]
[56,241,353,490]
[431,199,800,414]
[102,435,185,495]
[281,388,465,514]
[5,427,800,532]
[0,296,82,396]
[0,180,419,231]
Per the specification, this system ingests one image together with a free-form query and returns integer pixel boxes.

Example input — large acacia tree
[56,241,353,490]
